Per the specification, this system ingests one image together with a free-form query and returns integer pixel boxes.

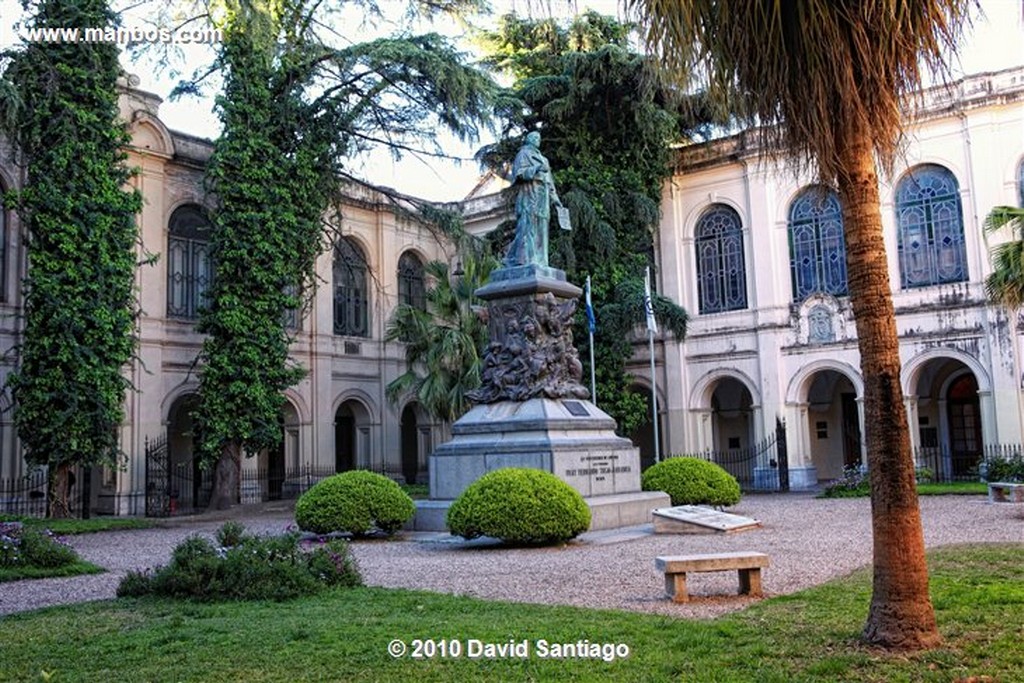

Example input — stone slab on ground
[652,505,762,534]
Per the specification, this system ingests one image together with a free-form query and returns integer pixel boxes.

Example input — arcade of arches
[159,395,432,512]
[670,353,992,487]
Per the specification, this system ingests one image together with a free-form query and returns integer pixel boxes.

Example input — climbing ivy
[194,0,337,509]
[0,0,142,517]
[478,12,707,436]
[194,0,495,507]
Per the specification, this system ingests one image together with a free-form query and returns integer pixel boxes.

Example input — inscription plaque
[563,401,589,417]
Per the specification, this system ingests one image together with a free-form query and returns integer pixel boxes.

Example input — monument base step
[409,490,670,533]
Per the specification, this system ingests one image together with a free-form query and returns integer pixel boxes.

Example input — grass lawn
[917,481,989,496]
[0,515,157,535]
[1,544,1022,682]
[820,481,988,498]
[0,560,104,583]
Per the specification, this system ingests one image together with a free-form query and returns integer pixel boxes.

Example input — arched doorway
[707,377,755,486]
[626,385,660,471]
[911,357,984,480]
[165,393,209,512]
[804,369,861,480]
[947,373,981,478]
[258,401,299,501]
[710,378,754,452]
[335,400,370,473]
[400,405,419,485]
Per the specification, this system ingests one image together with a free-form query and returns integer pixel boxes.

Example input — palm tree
[984,206,1024,310]
[385,251,497,423]
[626,0,976,649]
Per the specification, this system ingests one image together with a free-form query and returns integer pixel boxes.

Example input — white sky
[2,0,1022,201]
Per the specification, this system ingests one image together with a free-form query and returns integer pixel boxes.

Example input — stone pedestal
[413,266,669,531]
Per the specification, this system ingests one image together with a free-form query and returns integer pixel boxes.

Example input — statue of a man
[504,131,566,268]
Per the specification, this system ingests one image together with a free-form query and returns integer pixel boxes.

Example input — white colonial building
[0,80,508,515]
[650,66,1024,489]
[2,66,1023,514]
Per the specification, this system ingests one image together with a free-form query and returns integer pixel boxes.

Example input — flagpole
[644,267,661,463]
[586,275,597,404]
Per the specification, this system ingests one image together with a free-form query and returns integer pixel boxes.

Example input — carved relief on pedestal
[468,291,590,403]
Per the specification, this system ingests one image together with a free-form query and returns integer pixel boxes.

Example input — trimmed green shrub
[641,457,741,507]
[295,470,415,536]
[116,523,361,601]
[447,468,591,545]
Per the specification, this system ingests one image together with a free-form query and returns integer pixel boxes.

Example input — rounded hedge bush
[446,468,591,545]
[641,457,741,507]
[295,470,415,536]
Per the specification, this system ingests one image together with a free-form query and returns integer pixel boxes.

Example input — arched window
[788,186,848,301]
[695,204,747,314]
[167,205,212,319]
[334,238,369,336]
[397,251,425,311]
[896,164,967,288]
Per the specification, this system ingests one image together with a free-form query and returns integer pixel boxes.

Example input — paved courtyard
[2,494,1021,619]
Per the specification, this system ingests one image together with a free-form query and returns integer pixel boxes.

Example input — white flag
[644,267,658,334]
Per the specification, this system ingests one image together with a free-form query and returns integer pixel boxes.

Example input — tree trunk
[207,441,241,511]
[836,123,940,650]
[47,462,72,519]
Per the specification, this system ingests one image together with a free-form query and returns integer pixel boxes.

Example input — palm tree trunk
[836,122,940,649]
[207,441,241,511]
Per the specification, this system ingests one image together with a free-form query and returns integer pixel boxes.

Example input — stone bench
[988,481,1024,504]
[655,551,770,603]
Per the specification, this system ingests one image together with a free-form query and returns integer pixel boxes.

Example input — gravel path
[2,494,1022,620]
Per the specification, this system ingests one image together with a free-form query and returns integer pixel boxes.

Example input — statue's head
[525,131,541,147]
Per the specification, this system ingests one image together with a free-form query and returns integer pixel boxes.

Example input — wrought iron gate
[680,419,789,492]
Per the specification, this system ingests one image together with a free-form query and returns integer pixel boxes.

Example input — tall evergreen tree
[477,12,698,437]
[195,0,494,508]
[0,0,142,517]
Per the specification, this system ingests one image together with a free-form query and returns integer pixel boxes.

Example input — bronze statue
[504,131,568,268]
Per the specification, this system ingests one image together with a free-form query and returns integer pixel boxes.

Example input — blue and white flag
[585,275,596,335]
[643,267,658,334]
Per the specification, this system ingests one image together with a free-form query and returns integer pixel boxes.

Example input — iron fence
[239,463,337,505]
[915,443,1023,483]
[0,468,85,519]
[144,434,395,516]
[665,419,789,493]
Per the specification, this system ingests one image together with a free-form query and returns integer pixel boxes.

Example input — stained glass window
[334,238,369,337]
[397,252,426,311]
[695,204,747,313]
[788,186,848,301]
[167,205,212,319]
[896,164,967,289]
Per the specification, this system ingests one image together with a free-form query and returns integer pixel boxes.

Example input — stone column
[904,395,919,459]
[978,390,997,446]
[693,408,713,453]
[856,396,867,468]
